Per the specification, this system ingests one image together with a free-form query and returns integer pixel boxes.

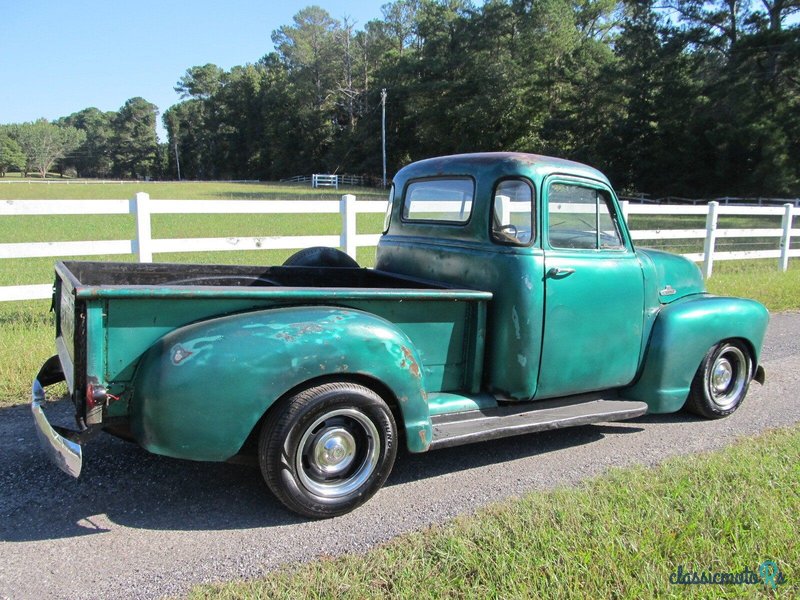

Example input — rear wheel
[259,382,397,518]
[685,340,752,419]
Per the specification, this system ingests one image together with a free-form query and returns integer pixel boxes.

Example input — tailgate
[53,262,83,395]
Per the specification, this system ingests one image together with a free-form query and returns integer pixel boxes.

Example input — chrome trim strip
[31,378,82,478]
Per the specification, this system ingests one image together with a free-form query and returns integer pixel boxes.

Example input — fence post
[779,203,794,272]
[620,200,630,226]
[341,194,357,259]
[702,201,719,279]
[133,192,153,263]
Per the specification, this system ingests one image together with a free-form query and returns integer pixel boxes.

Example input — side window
[491,179,533,245]
[547,183,624,250]
[402,178,474,223]
[383,184,394,233]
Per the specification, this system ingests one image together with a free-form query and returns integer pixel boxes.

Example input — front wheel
[259,382,397,518]
[685,340,752,419]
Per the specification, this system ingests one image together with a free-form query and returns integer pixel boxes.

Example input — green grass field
[188,425,799,599]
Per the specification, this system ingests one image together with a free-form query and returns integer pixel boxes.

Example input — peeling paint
[418,428,427,445]
[517,353,527,367]
[169,336,222,366]
[401,346,421,378]
[170,344,193,365]
[511,307,521,340]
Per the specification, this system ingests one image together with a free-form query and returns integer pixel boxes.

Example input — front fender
[130,306,431,461]
[623,294,769,413]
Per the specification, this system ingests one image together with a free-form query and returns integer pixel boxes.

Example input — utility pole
[174,141,182,182]
[381,88,387,189]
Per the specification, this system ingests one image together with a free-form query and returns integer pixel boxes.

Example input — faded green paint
[130,306,434,460]
[637,248,706,305]
[623,295,769,412]
[75,286,490,301]
[378,240,547,399]
[84,301,106,386]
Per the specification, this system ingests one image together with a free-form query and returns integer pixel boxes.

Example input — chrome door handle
[547,267,576,278]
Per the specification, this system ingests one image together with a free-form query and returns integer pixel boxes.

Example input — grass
[707,260,800,312]
[187,425,800,599]
[0,180,387,201]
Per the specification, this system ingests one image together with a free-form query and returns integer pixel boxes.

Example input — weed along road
[0,312,798,600]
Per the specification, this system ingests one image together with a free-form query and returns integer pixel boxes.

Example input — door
[537,178,645,399]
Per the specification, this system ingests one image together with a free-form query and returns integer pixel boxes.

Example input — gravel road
[1,312,798,600]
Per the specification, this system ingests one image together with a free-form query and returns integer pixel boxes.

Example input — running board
[429,396,648,450]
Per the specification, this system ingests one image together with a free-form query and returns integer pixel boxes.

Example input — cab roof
[393,152,610,187]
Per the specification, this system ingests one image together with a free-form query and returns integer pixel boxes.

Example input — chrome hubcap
[296,408,380,498]
[312,428,356,476]
[707,345,748,410]
[711,359,733,394]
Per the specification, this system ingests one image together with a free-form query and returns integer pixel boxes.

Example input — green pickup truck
[33,153,768,518]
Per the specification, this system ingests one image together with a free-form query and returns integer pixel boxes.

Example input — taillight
[86,383,107,410]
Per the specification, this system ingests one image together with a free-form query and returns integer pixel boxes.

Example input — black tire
[685,340,752,419]
[259,382,397,518]
[282,246,359,268]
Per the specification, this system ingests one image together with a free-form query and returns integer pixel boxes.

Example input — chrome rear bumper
[31,356,82,477]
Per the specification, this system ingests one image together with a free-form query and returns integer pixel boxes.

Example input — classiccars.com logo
[670,561,786,589]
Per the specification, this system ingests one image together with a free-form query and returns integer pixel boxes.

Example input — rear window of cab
[401,178,474,224]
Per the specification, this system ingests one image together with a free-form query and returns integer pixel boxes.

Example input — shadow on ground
[0,396,682,542]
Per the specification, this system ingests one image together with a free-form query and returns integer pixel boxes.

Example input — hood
[638,248,706,304]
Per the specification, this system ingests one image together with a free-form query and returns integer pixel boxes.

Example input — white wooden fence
[0,195,797,302]
[621,202,798,278]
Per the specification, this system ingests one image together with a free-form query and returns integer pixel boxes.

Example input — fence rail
[620,195,800,207]
[1,195,797,302]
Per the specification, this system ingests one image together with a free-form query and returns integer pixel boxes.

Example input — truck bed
[54,261,492,417]
[58,260,451,293]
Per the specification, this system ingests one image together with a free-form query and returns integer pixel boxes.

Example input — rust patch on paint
[401,346,420,378]
[296,322,324,335]
[418,428,427,445]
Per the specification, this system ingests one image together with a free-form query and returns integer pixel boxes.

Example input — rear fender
[131,306,431,461]
[623,294,769,413]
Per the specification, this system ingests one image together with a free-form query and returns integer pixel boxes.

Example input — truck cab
[377,152,766,411]
[379,152,646,401]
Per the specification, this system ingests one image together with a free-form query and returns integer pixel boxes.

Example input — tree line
[2,0,798,197]
[0,97,160,180]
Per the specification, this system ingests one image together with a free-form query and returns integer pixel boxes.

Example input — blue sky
[0,0,388,140]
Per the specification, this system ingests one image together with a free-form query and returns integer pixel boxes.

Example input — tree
[175,64,226,99]
[11,120,85,179]
[142,0,799,194]
[0,129,26,176]
[58,107,115,177]
[111,97,159,179]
